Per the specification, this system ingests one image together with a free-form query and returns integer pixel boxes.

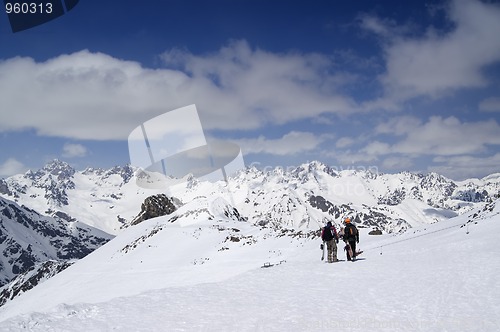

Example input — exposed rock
[378,188,406,205]
[453,189,490,203]
[308,195,410,233]
[130,194,181,226]
[52,211,76,222]
[0,260,73,307]
[0,196,112,287]
[102,165,134,183]
[0,179,11,196]
[209,197,247,222]
[21,159,76,206]
[309,195,355,219]
[369,229,383,235]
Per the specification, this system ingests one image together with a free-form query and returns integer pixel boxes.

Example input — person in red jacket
[321,221,339,263]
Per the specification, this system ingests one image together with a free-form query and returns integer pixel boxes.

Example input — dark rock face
[0,179,11,196]
[223,207,246,222]
[0,260,73,307]
[378,188,406,206]
[0,196,112,287]
[453,189,490,203]
[130,194,181,226]
[308,195,355,219]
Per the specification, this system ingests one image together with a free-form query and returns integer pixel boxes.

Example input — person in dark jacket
[321,221,339,263]
[343,217,359,261]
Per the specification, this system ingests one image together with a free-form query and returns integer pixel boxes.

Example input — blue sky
[1,0,500,180]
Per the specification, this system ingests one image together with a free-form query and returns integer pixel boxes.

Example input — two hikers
[343,217,359,261]
[322,218,360,262]
[321,221,339,263]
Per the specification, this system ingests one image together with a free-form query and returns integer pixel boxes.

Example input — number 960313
[5,2,53,14]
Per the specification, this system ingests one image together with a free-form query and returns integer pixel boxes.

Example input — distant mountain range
[0,159,499,302]
[1,160,499,234]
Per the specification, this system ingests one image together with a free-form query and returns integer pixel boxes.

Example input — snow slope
[0,199,498,331]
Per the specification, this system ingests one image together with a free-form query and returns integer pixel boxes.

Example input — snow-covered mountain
[1,160,499,237]
[0,160,137,234]
[0,196,112,287]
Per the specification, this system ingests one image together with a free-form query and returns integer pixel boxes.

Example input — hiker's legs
[327,240,334,263]
[349,240,357,259]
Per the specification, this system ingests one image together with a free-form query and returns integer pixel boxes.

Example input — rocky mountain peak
[292,161,324,173]
[20,160,77,206]
[103,165,134,183]
[40,159,75,179]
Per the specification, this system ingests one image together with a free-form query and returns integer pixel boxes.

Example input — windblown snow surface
[0,198,499,332]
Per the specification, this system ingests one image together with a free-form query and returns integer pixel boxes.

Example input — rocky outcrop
[0,179,11,196]
[368,229,383,235]
[130,194,181,226]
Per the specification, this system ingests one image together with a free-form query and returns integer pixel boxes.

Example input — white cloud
[381,156,414,170]
[364,0,500,102]
[370,116,500,157]
[62,143,88,158]
[361,141,391,155]
[375,116,422,136]
[430,153,500,180]
[328,114,500,178]
[0,42,358,141]
[392,116,500,156]
[0,158,27,177]
[329,116,500,176]
[234,131,326,156]
[330,150,378,165]
[161,41,357,127]
[336,137,355,148]
[479,97,500,113]
[358,14,414,41]
[359,15,394,39]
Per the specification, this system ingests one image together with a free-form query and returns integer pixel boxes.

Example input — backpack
[322,226,334,241]
[346,224,358,238]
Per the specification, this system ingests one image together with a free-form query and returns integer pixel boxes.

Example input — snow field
[1,204,499,331]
